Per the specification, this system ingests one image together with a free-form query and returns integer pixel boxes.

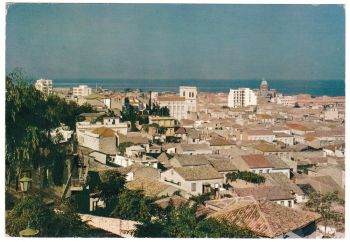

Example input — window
[183,91,185,97]
[281,201,285,206]
[191,183,196,192]
[288,201,292,207]
[259,170,263,173]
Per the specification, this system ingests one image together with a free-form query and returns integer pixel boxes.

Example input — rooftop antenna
[96,82,97,92]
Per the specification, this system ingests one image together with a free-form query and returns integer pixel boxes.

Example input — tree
[306,191,344,235]
[94,170,126,211]
[134,202,254,238]
[118,142,134,155]
[110,189,156,223]
[225,171,265,184]
[6,70,94,190]
[149,104,170,117]
[190,191,215,205]
[6,195,90,237]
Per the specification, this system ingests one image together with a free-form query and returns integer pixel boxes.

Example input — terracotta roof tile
[92,127,116,137]
[210,200,321,238]
[241,155,272,168]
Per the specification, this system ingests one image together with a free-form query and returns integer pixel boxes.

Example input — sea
[51,79,345,97]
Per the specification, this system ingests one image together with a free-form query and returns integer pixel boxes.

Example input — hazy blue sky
[6,4,345,80]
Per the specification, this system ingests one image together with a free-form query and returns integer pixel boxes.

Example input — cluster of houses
[50,81,345,238]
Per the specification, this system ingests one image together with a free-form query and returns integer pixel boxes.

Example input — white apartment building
[157,86,197,121]
[73,85,92,97]
[227,88,257,108]
[35,79,53,95]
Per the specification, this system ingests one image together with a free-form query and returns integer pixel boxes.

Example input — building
[149,116,177,136]
[157,86,197,121]
[35,79,53,95]
[160,166,224,197]
[175,143,212,155]
[241,129,275,143]
[323,107,339,121]
[227,88,257,108]
[259,79,269,96]
[76,118,128,136]
[73,85,92,97]
[77,127,117,155]
[179,86,197,113]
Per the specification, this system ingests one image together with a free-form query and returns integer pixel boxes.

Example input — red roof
[241,155,272,168]
[287,123,312,131]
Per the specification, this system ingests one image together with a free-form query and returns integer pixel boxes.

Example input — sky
[6,4,345,80]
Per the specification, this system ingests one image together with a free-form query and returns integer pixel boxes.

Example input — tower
[179,86,197,116]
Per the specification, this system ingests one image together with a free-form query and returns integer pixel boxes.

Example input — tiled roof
[245,129,274,136]
[209,159,238,172]
[287,123,313,131]
[171,154,210,167]
[241,155,273,168]
[154,195,188,209]
[208,137,235,146]
[92,127,116,137]
[296,175,344,199]
[266,155,289,169]
[126,177,172,197]
[263,173,304,196]
[175,127,187,134]
[274,132,293,138]
[177,143,211,152]
[253,143,287,152]
[234,185,294,201]
[256,114,273,119]
[180,119,195,125]
[173,166,223,181]
[158,95,185,102]
[210,200,321,238]
[118,133,149,144]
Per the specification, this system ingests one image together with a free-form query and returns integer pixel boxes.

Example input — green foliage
[226,171,265,184]
[110,189,156,223]
[6,196,90,237]
[134,202,254,238]
[120,103,139,131]
[306,191,344,232]
[166,136,180,143]
[96,170,126,204]
[6,70,93,188]
[190,191,214,205]
[149,104,170,117]
[118,141,134,155]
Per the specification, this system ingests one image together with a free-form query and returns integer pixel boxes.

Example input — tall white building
[35,79,53,95]
[179,86,197,113]
[228,88,257,108]
[73,85,92,97]
[157,86,197,121]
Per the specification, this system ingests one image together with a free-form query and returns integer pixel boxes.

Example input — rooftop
[171,154,210,167]
[210,200,321,238]
[173,166,223,181]
[92,127,116,137]
[241,154,273,168]
[234,185,294,201]
[126,177,173,197]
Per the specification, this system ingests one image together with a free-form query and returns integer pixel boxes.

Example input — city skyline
[6,4,345,81]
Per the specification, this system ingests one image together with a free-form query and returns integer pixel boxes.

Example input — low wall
[79,214,139,237]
